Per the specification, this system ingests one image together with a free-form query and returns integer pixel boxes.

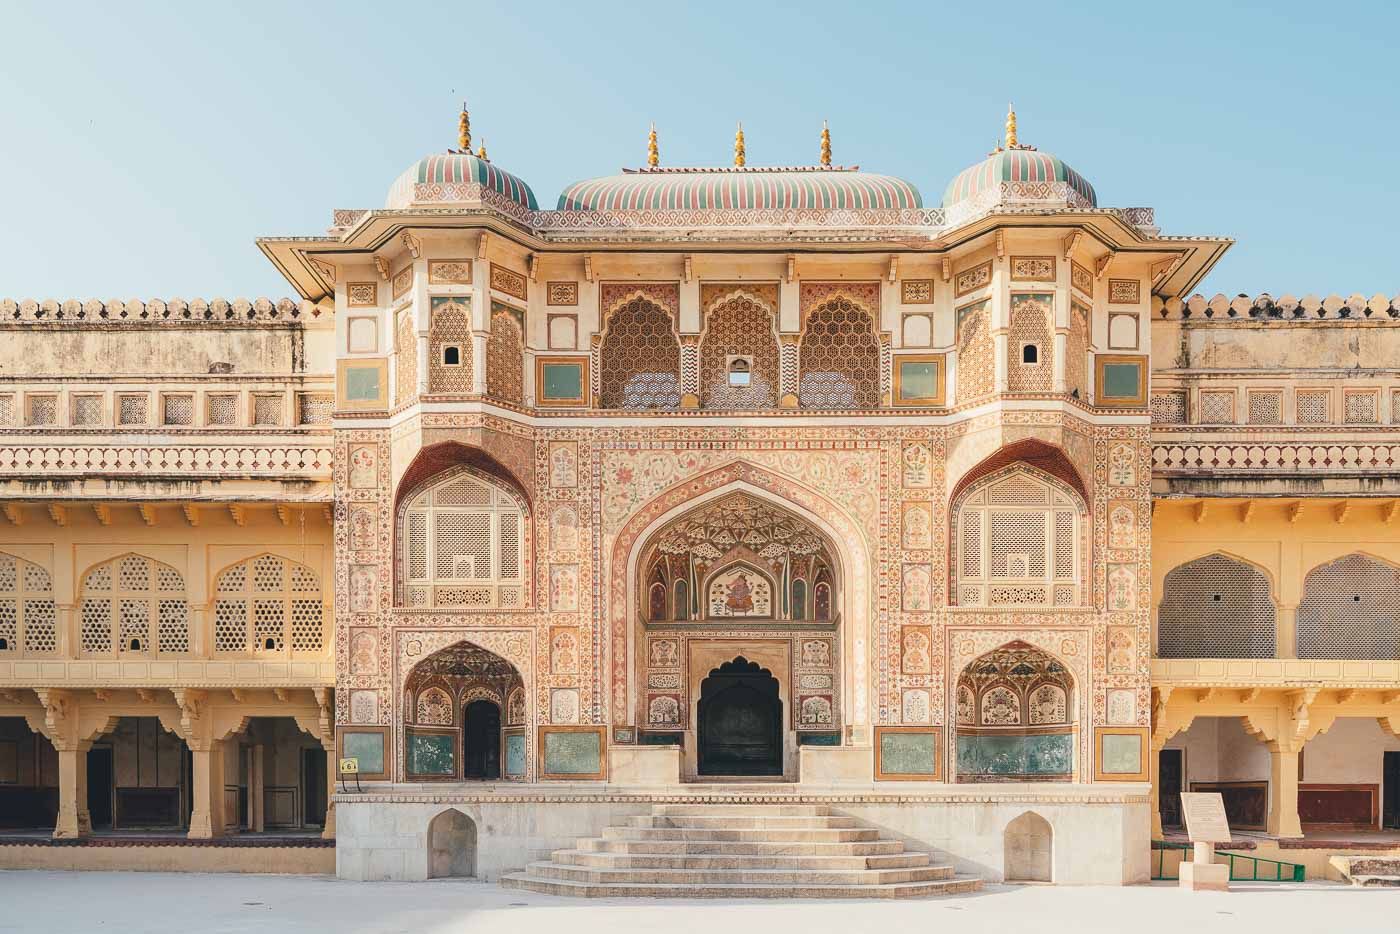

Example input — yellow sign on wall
[339,757,359,775]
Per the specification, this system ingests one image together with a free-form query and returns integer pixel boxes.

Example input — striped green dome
[942,148,1096,209]
[386,152,538,210]
[558,167,922,212]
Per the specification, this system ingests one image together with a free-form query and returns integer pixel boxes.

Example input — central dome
[557,166,922,212]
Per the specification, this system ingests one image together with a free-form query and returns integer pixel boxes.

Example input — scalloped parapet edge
[0,297,322,323]
[1154,292,1400,321]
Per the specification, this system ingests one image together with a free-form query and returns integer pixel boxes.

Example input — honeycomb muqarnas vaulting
[2,105,1399,889]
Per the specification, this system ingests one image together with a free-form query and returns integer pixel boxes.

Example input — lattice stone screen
[1150,392,1186,424]
[1007,295,1052,392]
[0,554,56,653]
[428,301,472,393]
[1158,554,1276,658]
[700,295,780,409]
[400,469,526,609]
[954,470,1082,607]
[1198,390,1235,424]
[72,395,104,426]
[79,555,188,655]
[213,554,323,654]
[487,304,524,404]
[599,297,681,409]
[1297,554,1400,659]
[798,298,881,409]
[1247,390,1282,425]
[206,394,239,426]
[1295,389,1331,424]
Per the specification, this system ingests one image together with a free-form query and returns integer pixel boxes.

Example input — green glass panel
[342,732,384,775]
[1102,362,1141,399]
[344,365,381,402]
[543,730,601,774]
[504,733,527,777]
[1101,732,1142,774]
[640,731,682,746]
[541,363,583,401]
[880,731,937,775]
[407,732,455,776]
[798,732,842,746]
[898,361,941,401]
[956,732,1072,776]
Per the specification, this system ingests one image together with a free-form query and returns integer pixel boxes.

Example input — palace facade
[0,108,1397,890]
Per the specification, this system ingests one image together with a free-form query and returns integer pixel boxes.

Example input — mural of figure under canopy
[641,493,836,623]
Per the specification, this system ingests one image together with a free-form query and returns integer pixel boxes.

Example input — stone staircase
[500,804,981,898]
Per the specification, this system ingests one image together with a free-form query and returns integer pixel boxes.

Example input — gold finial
[820,120,831,167]
[734,121,746,167]
[647,122,659,167]
[1005,102,1018,149]
[476,137,488,161]
[458,102,471,152]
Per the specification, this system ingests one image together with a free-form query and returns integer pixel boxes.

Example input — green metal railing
[1151,840,1305,882]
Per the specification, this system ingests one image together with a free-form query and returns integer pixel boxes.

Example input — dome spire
[458,102,471,153]
[647,122,659,167]
[1005,102,1018,149]
[734,122,746,167]
[820,120,831,166]
[476,137,488,161]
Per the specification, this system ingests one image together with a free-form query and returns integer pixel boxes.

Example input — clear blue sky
[3,0,1394,299]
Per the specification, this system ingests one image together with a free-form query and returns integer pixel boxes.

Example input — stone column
[778,334,800,407]
[250,744,265,833]
[1149,736,1165,839]
[1267,744,1303,839]
[321,741,337,840]
[188,739,225,839]
[53,740,91,839]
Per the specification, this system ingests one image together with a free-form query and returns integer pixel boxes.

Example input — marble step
[553,849,932,870]
[651,804,833,817]
[521,861,956,886]
[626,814,861,830]
[578,837,907,856]
[602,826,880,843]
[500,874,983,899]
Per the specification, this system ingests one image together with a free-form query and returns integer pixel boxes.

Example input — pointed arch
[1004,811,1053,882]
[699,286,780,409]
[78,553,188,656]
[211,553,324,655]
[427,808,477,878]
[597,287,681,410]
[798,292,882,409]
[0,552,55,654]
[1297,552,1400,659]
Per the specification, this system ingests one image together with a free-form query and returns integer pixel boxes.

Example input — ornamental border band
[1,105,1398,892]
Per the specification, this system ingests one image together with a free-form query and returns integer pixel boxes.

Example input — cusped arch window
[0,553,56,654]
[399,467,528,610]
[953,468,1084,607]
[1297,554,1400,659]
[212,554,324,654]
[79,554,188,656]
[1157,554,1275,658]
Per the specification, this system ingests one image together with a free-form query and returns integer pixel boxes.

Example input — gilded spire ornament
[820,120,831,166]
[647,122,659,167]
[1005,102,1018,149]
[733,122,746,167]
[477,137,488,161]
[458,102,471,153]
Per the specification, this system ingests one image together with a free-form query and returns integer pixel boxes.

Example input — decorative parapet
[1152,657,1400,688]
[0,442,333,477]
[0,297,322,324]
[1152,433,1400,475]
[334,180,1157,236]
[1154,292,1400,321]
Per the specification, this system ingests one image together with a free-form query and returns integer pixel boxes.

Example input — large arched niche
[950,639,1083,783]
[611,465,873,739]
[402,640,528,782]
[393,456,533,611]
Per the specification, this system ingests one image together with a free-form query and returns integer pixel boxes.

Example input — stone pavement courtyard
[0,872,1395,934]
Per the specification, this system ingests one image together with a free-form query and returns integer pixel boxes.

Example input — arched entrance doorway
[463,699,501,780]
[404,641,527,781]
[697,658,783,776]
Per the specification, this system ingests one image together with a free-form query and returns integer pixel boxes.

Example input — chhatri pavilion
[0,105,1398,892]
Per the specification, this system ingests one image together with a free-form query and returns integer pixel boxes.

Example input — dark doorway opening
[86,746,113,830]
[1384,751,1400,830]
[1159,748,1184,830]
[302,748,326,826]
[697,657,783,776]
[463,700,501,780]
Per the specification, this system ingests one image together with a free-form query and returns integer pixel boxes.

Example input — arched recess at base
[1004,811,1053,882]
[427,808,477,878]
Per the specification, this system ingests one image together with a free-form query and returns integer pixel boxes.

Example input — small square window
[442,344,462,367]
[117,394,149,426]
[727,356,752,387]
[163,395,193,426]
[1021,343,1041,365]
